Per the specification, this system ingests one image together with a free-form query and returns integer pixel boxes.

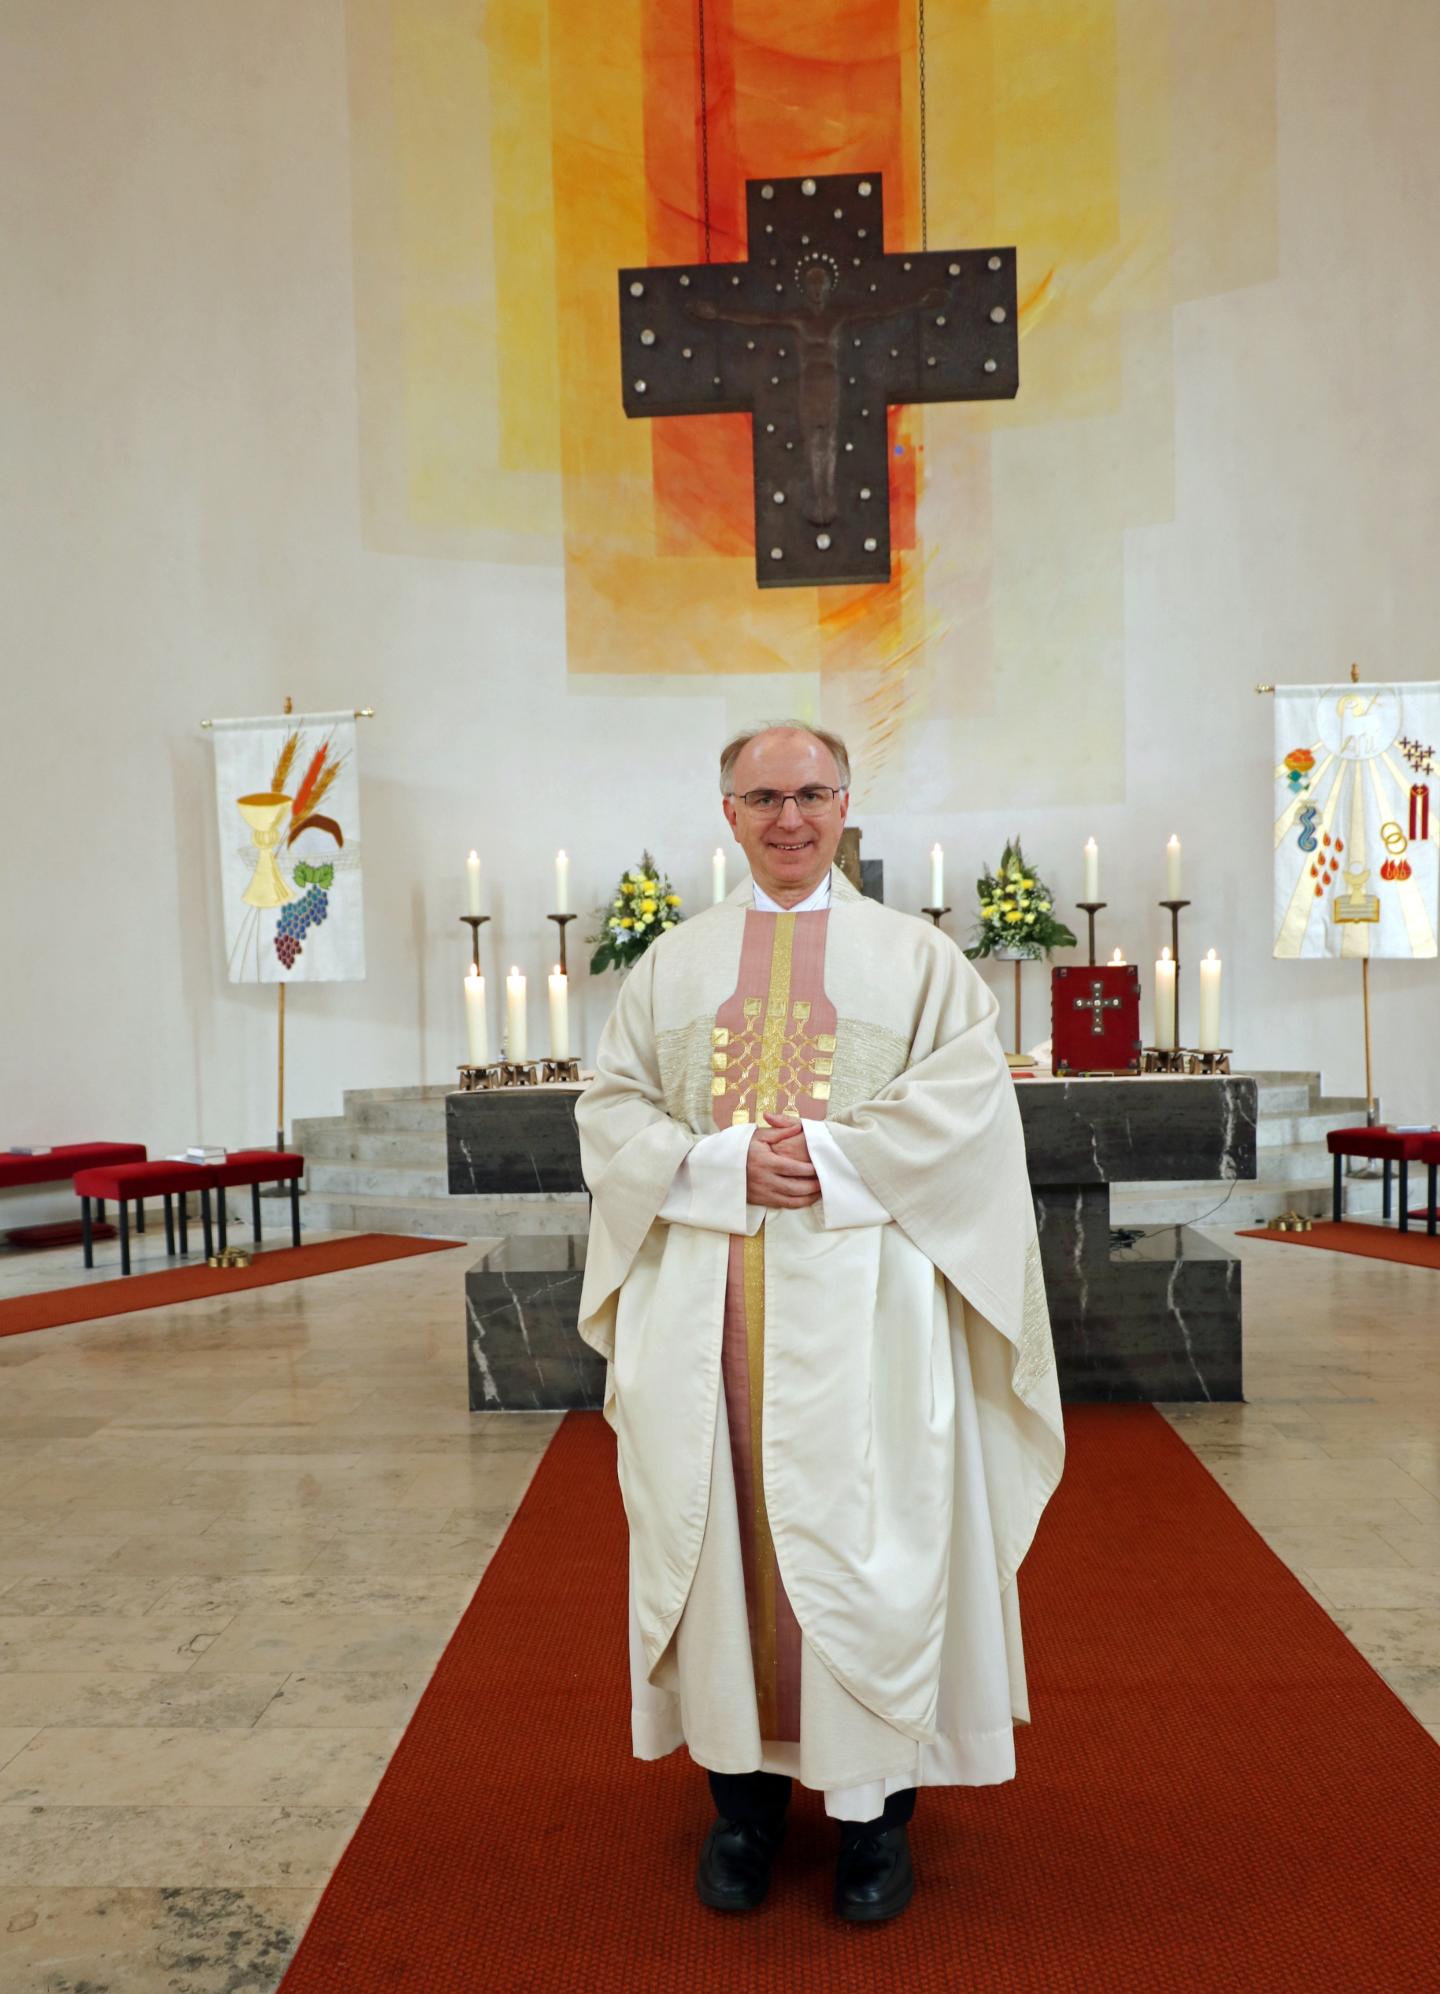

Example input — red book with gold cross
[1050,964,1143,1076]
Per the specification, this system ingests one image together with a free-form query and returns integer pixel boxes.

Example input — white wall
[3,0,1438,1226]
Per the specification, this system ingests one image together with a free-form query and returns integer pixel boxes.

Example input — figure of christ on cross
[618,172,1019,588]
[688,259,945,529]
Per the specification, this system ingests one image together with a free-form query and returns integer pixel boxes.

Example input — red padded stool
[73,1161,213,1275]
[1405,1132,1440,1238]
[1325,1127,1427,1232]
[0,1143,148,1233]
[206,1151,304,1252]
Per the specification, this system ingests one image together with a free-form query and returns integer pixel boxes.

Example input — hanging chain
[918,0,928,251]
[698,0,712,262]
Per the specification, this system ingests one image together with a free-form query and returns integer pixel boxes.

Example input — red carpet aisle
[1239,1220,1440,1270]
[279,1407,1440,1994]
[0,1234,463,1337]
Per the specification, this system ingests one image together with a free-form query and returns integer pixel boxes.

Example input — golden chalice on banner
[237,792,296,908]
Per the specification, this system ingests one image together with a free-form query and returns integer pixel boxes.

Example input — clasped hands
[745,1112,822,1209]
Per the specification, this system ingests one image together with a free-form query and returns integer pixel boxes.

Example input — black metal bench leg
[252,1183,262,1243]
[163,1195,176,1256]
[119,1201,131,1277]
[1332,1153,1343,1223]
[1429,1163,1438,1238]
[179,1197,190,1257]
[217,1193,228,1254]
[96,1197,105,1223]
[200,1189,214,1260]
[135,1198,146,1235]
[1399,1162,1410,1233]
[289,1177,300,1247]
[81,1197,94,1269]
[1383,1159,1392,1221]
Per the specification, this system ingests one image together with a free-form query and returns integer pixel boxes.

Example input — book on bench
[186,1146,228,1162]
[6,1145,53,1155]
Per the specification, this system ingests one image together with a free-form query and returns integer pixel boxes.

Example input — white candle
[466,850,482,916]
[463,969,488,1065]
[1166,834,1183,900]
[1154,946,1176,1049]
[548,963,569,1061]
[930,843,944,906]
[1198,948,1222,1052]
[506,965,527,1063]
[1110,946,1126,966]
[1083,838,1099,901]
[554,849,570,914]
[713,847,727,905]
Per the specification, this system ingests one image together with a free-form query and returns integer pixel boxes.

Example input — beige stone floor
[0,1227,1435,1991]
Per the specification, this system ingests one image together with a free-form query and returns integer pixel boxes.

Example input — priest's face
[722,728,849,905]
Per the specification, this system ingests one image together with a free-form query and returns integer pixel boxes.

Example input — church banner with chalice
[1273,681,1439,959]
[209,711,366,983]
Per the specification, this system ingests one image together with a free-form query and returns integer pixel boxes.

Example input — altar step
[295,1071,1393,1240]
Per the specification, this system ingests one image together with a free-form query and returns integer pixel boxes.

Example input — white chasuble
[575,864,1064,1816]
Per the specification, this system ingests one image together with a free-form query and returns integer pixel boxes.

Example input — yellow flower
[980,903,995,918]
[619,917,633,928]
[1005,910,1022,923]
[665,893,681,906]
[612,898,623,909]
[1021,877,1034,889]
[661,919,675,929]
[1039,899,1051,911]
[620,881,634,895]
[641,899,657,914]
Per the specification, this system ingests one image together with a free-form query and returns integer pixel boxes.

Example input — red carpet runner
[0,1234,463,1337]
[279,1406,1440,1993]
[1239,1219,1440,1270]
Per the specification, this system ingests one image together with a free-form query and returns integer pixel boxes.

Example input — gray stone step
[301,1189,587,1240]
[1111,1174,1385,1228]
[307,1160,454,1199]
[291,1125,449,1167]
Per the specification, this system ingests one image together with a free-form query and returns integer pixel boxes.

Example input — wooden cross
[617,172,1018,589]
[1074,980,1123,1037]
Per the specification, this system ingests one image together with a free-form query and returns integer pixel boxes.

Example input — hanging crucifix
[617,172,1018,589]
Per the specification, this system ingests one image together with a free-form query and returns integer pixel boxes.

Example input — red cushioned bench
[0,1141,148,1223]
[1325,1126,1431,1234]
[73,1161,215,1275]
[1403,1130,1440,1237]
[206,1150,304,1254]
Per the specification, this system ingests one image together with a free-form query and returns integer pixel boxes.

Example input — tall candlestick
[554,849,570,914]
[713,847,727,905]
[548,964,569,1061]
[463,969,488,1065]
[1083,837,1099,901]
[930,843,944,907]
[506,966,527,1063]
[1154,945,1176,1049]
[1166,834,1183,900]
[1198,948,1222,1052]
[466,850,482,916]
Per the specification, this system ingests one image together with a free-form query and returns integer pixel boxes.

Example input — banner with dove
[1273,682,1439,959]
[210,711,366,983]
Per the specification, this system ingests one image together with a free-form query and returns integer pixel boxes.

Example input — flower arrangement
[963,837,1077,961]
[588,849,685,974]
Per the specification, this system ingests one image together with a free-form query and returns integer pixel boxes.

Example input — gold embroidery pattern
[1010,1233,1057,1400]
[660,1013,911,1130]
[707,915,848,1124]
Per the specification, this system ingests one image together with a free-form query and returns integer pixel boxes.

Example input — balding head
[718,720,851,908]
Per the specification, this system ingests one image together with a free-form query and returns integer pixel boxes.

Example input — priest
[575,721,1064,1924]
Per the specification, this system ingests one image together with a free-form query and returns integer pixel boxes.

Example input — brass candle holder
[921,905,951,928]
[547,911,577,973]
[1140,1046,1232,1076]
[1158,897,1190,1046]
[457,1063,502,1092]
[1075,900,1107,966]
[460,913,490,973]
[538,1058,582,1083]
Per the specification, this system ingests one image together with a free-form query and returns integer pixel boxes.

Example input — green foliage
[587,849,686,975]
[963,836,1077,961]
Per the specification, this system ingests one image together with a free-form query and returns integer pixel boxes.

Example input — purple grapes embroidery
[275,862,335,968]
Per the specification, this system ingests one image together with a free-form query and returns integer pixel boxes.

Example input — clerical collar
[751,871,833,914]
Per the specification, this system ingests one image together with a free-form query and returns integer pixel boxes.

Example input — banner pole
[1361,956,1376,1125]
[277,982,287,1151]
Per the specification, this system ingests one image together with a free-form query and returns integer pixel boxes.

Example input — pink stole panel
[712,908,837,1745]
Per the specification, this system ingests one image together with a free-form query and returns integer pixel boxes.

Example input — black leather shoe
[835,1822,915,1923]
[695,1815,787,1911]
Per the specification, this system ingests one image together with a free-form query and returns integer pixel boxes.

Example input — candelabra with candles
[920,905,951,928]
[459,913,489,973]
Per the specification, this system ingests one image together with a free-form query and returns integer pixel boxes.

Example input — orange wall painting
[347,0,1276,809]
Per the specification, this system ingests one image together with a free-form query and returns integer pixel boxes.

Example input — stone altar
[448,1071,1257,1406]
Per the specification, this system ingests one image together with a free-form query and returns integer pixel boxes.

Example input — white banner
[1273,681,1439,959]
[210,711,366,983]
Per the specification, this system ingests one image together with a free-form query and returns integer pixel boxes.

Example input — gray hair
[719,720,851,796]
